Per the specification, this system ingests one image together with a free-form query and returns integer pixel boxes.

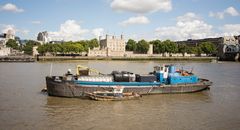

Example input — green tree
[68,44,77,53]
[62,42,73,53]
[59,42,84,54]
[77,41,89,52]
[185,46,194,54]
[150,40,161,54]
[178,44,189,55]
[37,44,48,55]
[68,43,84,53]
[158,43,167,53]
[163,40,177,53]
[136,39,149,54]
[6,39,19,50]
[23,45,34,55]
[23,40,41,55]
[88,38,99,49]
[189,46,202,56]
[37,40,93,55]
[126,39,137,51]
[199,42,216,55]
[52,44,63,54]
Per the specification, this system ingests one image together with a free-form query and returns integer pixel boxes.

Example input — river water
[0,61,240,130]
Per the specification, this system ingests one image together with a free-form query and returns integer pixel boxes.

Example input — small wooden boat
[85,91,141,101]
[85,86,141,101]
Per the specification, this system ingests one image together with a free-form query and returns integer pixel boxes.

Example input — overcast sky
[0,0,240,41]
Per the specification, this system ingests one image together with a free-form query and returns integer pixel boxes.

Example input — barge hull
[46,77,211,98]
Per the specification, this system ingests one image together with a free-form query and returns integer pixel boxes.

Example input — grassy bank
[38,56,216,62]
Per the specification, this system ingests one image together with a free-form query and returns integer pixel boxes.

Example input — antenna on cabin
[190,67,194,73]
[49,63,53,76]
[181,66,183,75]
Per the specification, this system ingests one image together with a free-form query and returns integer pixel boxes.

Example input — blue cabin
[154,65,198,85]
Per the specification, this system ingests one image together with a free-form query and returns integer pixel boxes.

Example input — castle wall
[88,34,125,57]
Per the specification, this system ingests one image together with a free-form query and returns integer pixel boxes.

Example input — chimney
[99,36,102,45]
[121,34,123,39]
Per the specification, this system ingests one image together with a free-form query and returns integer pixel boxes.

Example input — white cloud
[92,28,104,38]
[1,24,16,35]
[155,12,213,41]
[209,6,239,19]
[31,21,41,24]
[225,7,239,16]
[209,12,224,19]
[0,3,24,13]
[177,12,200,22]
[119,16,150,26]
[220,24,240,36]
[110,0,172,14]
[49,20,89,41]
[0,24,29,36]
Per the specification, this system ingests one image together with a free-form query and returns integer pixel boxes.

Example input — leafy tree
[136,39,149,54]
[163,40,177,53]
[150,40,161,54]
[37,40,88,55]
[199,42,216,55]
[23,45,34,55]
[77,41,89,52]
[189,46,202,56]
[37,44,48,55]
[186,46,194,54]
[67,44,77,53]
[68,43,84,53]
[88,38,99,49]
[41,43,63,55]
[178,44,189,55]
[52,44,63,54]
[6,39,19,50]
[126,39,137,51]
[23,40,41,55]
[158,43,167,53]
[62,42,73,53]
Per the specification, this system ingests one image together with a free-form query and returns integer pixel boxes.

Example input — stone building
[5,30,15,40]
[0,30,15,56]
[0,30,16,47]
[37,31,49,44]
[0,46,11,56]
[0,37,7,47]
[88,34,125,57]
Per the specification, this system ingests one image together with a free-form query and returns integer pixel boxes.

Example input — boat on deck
[45,65,212,98]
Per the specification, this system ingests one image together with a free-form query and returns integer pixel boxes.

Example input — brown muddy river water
[0,61,240,130]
